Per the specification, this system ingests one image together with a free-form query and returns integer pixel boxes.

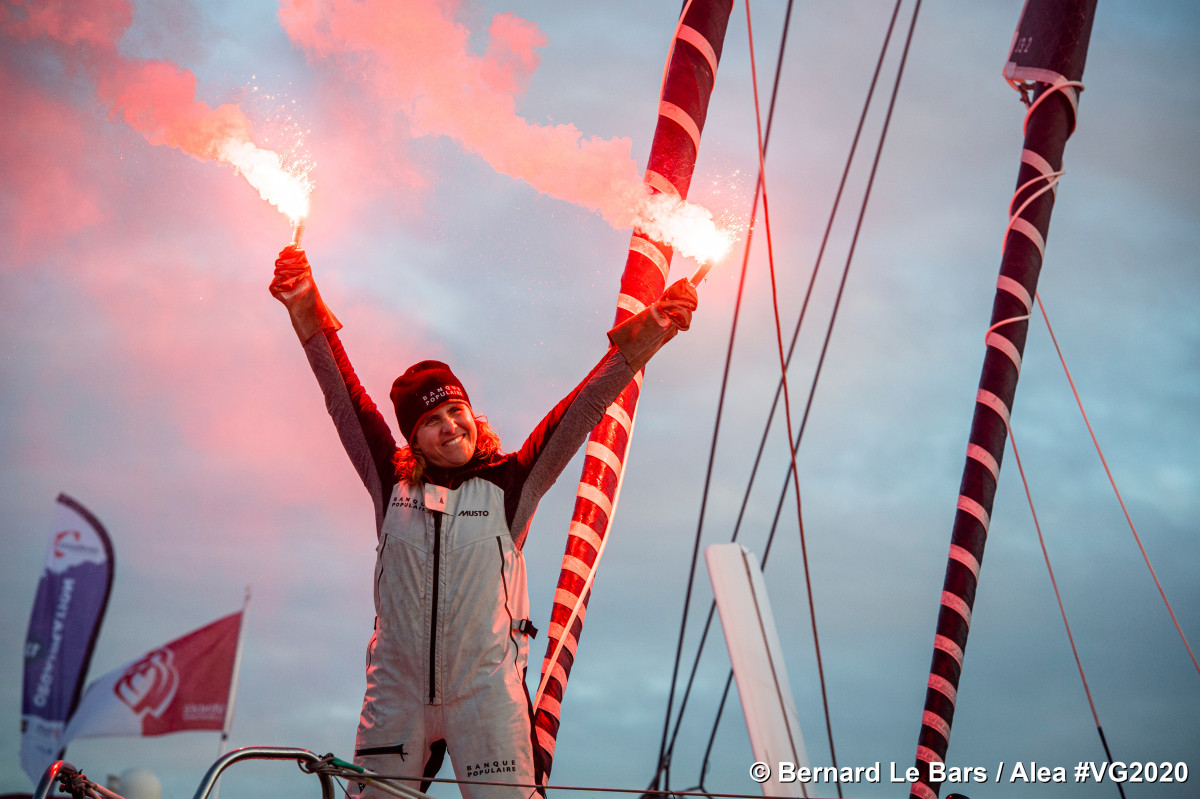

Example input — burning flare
[219,139,312,224]
[632,191,736,266]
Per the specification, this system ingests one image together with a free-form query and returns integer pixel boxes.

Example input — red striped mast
[532,0,734,776]
[910,2,1097,797]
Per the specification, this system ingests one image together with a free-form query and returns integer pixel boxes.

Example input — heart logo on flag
[114,648,179,719]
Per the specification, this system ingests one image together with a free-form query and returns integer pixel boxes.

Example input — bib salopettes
[301,327,635,797]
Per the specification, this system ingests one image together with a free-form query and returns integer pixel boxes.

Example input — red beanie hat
[390,360,471,443]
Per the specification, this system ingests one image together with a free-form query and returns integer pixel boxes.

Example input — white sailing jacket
[374,478,531,710]
[301,328,635,749]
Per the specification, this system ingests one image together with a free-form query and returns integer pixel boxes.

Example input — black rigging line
[695,0,923,783]
[637,0,921,789]
[645,2,797,795]
[685,0,906,777]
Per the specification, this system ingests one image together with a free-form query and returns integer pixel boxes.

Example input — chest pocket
[440,480,507,553]
[380,480,508,552]
[380,483,430,551]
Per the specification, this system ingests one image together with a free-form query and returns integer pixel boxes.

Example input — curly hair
[394,415,503,485]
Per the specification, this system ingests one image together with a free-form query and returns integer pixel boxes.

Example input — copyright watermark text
[747,761,1190,786]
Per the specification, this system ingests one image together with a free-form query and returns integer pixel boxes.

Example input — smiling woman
[412,400,478,469]
[387,362,495,481]
[268,244,696,797]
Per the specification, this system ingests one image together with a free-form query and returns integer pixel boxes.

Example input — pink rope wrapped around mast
[910,2,1097,797]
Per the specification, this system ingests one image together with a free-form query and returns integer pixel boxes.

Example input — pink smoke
[0,0,131,47]
[279,0,637,219]
[2,0,311,222]
[278,0,734,262]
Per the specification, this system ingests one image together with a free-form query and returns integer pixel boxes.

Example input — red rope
[744,2,842,794]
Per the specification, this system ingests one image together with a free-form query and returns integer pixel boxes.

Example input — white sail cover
[706,543,809,797]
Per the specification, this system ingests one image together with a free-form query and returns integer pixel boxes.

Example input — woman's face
[414,401,478,468]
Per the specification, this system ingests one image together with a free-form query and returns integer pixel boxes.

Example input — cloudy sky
[2,1,1197,797]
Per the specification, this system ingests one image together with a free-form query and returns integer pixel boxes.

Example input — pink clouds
[0,61,105,257]
[50,242,369,516]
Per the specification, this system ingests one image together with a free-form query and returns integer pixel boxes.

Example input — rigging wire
[672,0,920,786]
[697,1,909,764]
[998,381,1128,799]
[646,0,798,793]
[743,0,844,792]
[1034,294,1200,678]
[646,0,913,788]
[707,0,926,786]
[330,766,848,799]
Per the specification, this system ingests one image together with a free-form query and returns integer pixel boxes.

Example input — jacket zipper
[428,511,442,703]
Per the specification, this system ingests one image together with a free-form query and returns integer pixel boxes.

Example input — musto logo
[114,648,179,719]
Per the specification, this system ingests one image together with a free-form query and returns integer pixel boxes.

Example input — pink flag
[63,611,242,742]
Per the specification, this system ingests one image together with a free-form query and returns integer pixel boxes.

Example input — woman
[270,245,697,798]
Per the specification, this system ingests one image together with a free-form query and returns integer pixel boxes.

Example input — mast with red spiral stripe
[910,2,1097,797]
[532,0,734,776]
